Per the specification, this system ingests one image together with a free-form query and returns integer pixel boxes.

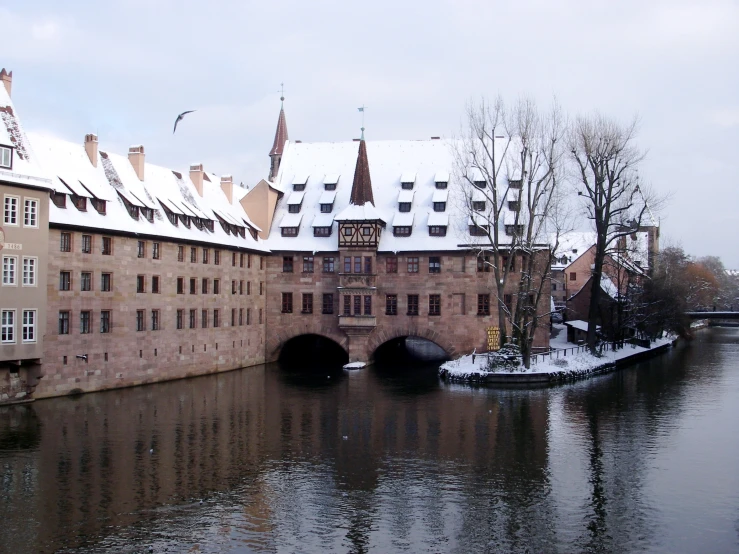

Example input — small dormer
[400,171,416,190]
[292,174,308,191]
[468,215,489,236]
[323,174,340,191]
[470,168,486,189]
[434,171,449,189]
[432,189,448,212]
[509,178,522,189]
[0,143,14,170]
[398,190,414,212]
[505,224,524,236]
[287,191,304,213]
[319,190,336,213]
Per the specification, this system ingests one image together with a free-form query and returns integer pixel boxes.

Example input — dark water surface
[1,328,739,553]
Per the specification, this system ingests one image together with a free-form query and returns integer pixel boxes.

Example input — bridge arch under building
[368,327,456,364]
[268,325,349,366]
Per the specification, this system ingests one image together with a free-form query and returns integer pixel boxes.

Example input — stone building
[245,108,552,364]
[0,70,53,402]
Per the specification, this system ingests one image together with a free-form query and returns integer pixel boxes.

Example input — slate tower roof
[269,106,288,157]
[349,139,374,206]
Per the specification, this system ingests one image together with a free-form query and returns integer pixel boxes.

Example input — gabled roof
[269,107,288,157]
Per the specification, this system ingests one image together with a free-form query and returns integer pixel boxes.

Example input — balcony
[338,273,377,290]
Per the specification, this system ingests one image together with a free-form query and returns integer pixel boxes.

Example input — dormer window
[192,217,204,230]
[399,202,411,213]
[141,207,154,222]
[204,220,214,232]
[91,198,106,215]
[473,201,485,211]
[469,224,488,236]
[180,214,191,228]
[509,179,522,189]
[505,224,524,236]
[287,191,304,214]
[393,226,412,237]
[320,203,333,213]
[314,227,331,237]
[433,202,446,212]
[281,227,299,237]
[292,174,308,191]
[51,192,66,209]
[293,183,305,192]
[435,181,448,189]
[508,201,520,211]
[400,171,416,190]
[401,182,414,190]
[429,225,447,237]
[434,171,449,189]
[323,174,340,190]
[288,204,301,214]
[324,183,336,191]
[168,211,179,226]
[71,195,87,212]
[249,228,258,240]
[473,180,486,189]
[0,145,12,169]
[127,204,139,219]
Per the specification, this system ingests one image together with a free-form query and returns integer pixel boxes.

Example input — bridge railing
[530,342,621,366]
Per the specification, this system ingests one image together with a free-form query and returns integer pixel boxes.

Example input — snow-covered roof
[600,275,621,299]
[323,173,340,185]
[551,231,597,269]
[400,171,416,183]
[292,174,309,185]
[28,132,268,252]
[318,190,337,204]
[266,139,526,252]
[311,213,335,227]
[287,191,305,205]
[392,212,414,227]
[279,213,303,227]
[565,320,600,332]
[428,212,449,226]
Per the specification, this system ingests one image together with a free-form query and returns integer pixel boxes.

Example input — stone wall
[266,250,551,362]
[36,228,267,398]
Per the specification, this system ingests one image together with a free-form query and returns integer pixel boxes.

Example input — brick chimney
[190,163,204,197]
[128,145,145,181]
[0,69,11,97]
[84,134,98,167]
[220,175,233,203]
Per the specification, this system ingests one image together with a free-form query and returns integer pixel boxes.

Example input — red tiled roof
[269,107,288,156]
[350,139,374,206]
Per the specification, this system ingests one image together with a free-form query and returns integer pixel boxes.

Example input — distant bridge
[685,312,739,320]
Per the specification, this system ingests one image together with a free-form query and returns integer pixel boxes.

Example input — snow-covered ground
[440,333,676,382]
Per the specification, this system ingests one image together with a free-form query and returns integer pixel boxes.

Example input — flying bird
[173,110,196,134]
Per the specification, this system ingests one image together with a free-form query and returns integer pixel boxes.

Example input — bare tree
[453,97,567,367]
[569,114,656,352]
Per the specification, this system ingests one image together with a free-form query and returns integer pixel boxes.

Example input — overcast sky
[2,0,737,266]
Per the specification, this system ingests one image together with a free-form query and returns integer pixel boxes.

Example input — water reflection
[0,328,738,553]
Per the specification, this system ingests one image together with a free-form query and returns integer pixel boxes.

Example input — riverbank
[439,334,677,385]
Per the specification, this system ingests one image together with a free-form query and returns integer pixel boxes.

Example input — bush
[486,343,522,372]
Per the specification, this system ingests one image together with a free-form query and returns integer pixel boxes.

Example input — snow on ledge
[343,361,366,370]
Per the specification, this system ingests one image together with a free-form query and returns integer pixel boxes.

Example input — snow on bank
[440,336,676,383]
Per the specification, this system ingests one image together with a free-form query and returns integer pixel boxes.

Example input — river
[1,328,738,553]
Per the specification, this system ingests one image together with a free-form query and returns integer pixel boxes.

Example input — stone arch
[265,322,349,363]
[368,325,457,361]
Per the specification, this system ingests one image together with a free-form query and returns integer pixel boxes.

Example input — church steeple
[350,139,374,206]
[268,95,288,181]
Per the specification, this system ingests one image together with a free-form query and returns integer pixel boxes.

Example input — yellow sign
[486,327,500,351]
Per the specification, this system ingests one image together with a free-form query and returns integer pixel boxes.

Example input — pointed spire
[350,139,375,206]
[269,105,288,157]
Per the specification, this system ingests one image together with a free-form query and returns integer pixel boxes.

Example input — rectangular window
[177,277,185,294]
[260,282,264,295]
[570,272,576,281]
[354,257,362,274]
[101,272,112,292]
[176,309,184,330]
[136,310,145,331]
[0,147,11,169]
[190,278,196,294]
[1,310,15,343]
[504,294,513,312]
[248,254,252,268]
[242,308,247,326]
[201,309,208,328]
[429,256,441,273]
[353,295,361,315]
[240,280,244,295]
[302,293,313,314]
[190,247,197,263]
[288,204,300,214]
[232,252,237,266]
[303,256,314,273]
[189,309,196,329]
[214,250,221,265]
[60,232,71,252]
[178,245,185,262]
[231,308,236,327]
[153,242,160,260]
[58,311,70,335]
[364,257,372,274]
[386,257,398,273]
[152,275,160,294]
[81,234,92,254]
[2,256,16,285]
[3,195,18,225]
[364,295,372,315]
[429,225,447,237]
[151,310,160,330]
[213,309,219,328]
[393,226,412,237]
[386,294,397,315]
[260,257,264,270]
[137,275,145,293]
[407,294,419,316]
[429,294,441,316]
[213,279,220,294]
[478,294,490,315]
[23,198,38,227]
[247,281,251,295]
[80,311,91,334]
[101,310,111,333]
[322,293,334,314]
[407,257,419,273]
[472,201,485,211]
[232,280,237,294]
[343,295,351,316]
[240,253,245,268]
[320,203,332,213]
[59,271,71,291]
[323,257,335,273]
[282,292,293,313]
[102,236,112,255]
[137,241,146,258]
[202,248,209,264]
[344,257,351,273]
[433,202,446,212]
[436,181,448,189]
[283,256,294,273]
[398,202,411,213]
[202,278,209,294]
[81,271,92,291]
[259,308,263,324]
[477,255,490,272]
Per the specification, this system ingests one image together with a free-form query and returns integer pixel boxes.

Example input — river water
[1,328,738,553]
